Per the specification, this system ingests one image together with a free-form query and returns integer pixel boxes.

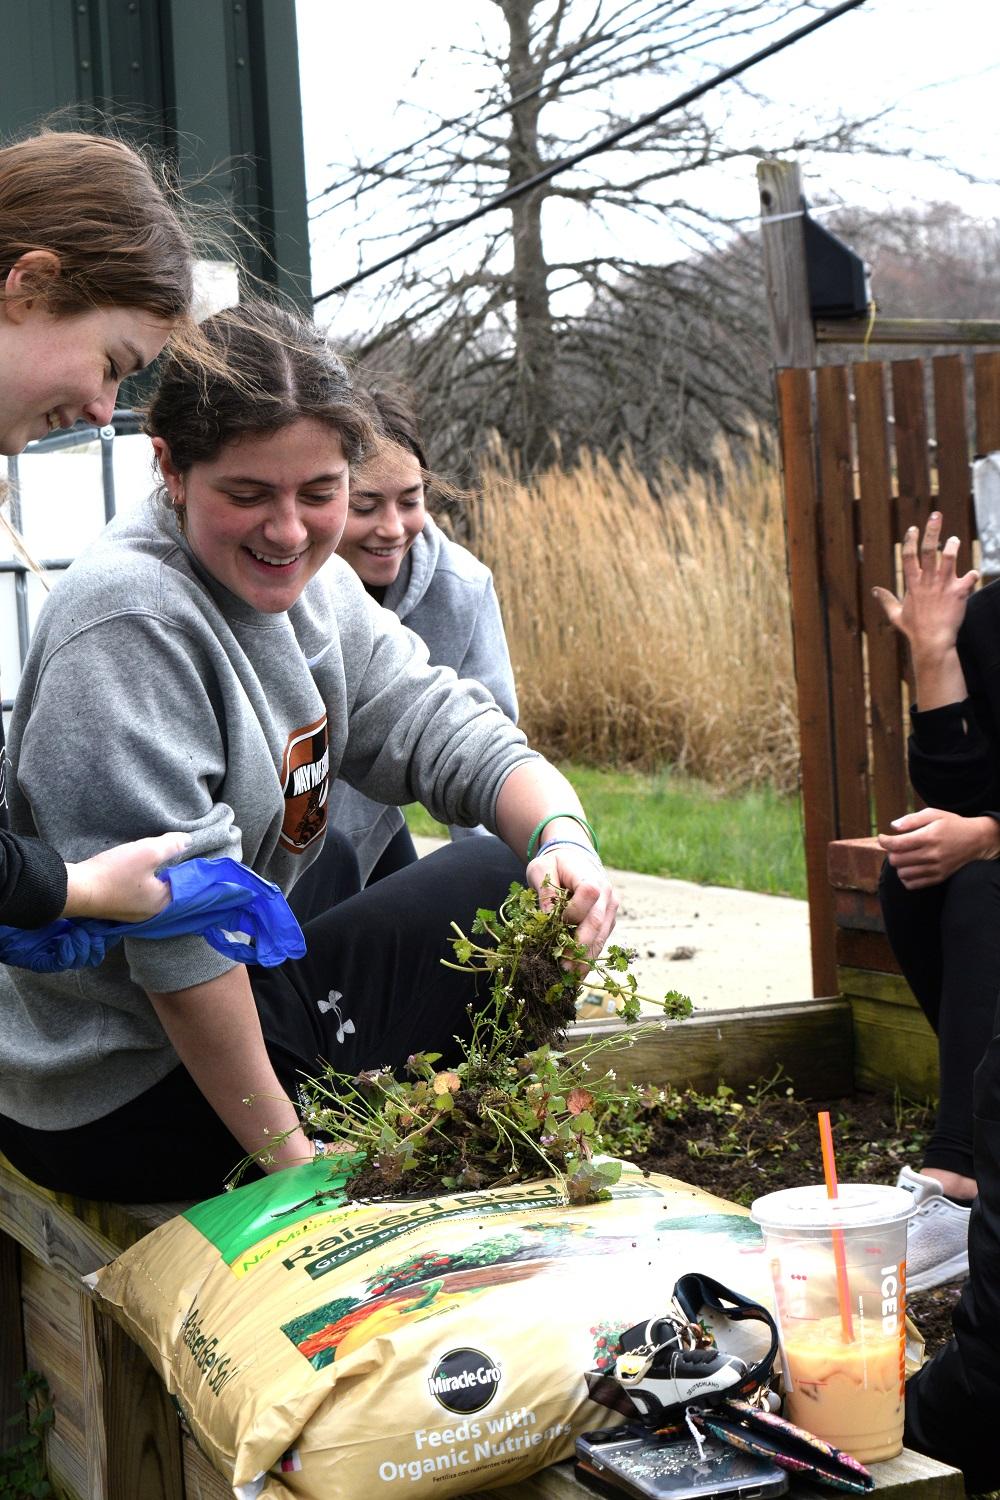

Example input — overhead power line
[310,0,673,214]
[310,79,552,219]
[313,0,868,308]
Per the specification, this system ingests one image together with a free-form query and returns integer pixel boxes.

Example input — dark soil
[516,947,578,1049]
[631,1081,964,1358]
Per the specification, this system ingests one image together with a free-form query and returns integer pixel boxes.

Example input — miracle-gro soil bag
[89,1161,777,1498]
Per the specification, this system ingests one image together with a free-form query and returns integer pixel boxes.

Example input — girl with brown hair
[326,385,518,884]
[0,128,205,928]
[0,300,616,1201]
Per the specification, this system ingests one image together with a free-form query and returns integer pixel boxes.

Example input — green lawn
[405,763,806,899]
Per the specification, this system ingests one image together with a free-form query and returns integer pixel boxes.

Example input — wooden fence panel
[933,355,974,554]
[816,365,870,838]
[973,351,1000,454]
[973,352,1000,584]
[778,349,987,997]
[890,360,933,703]
[890,359,933,542]
[854,362,907,834]
[776,367,838,996]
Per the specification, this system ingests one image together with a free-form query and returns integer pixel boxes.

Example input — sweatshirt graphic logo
[279,715,330,853]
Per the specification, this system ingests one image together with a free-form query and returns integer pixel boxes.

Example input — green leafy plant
[0,1371,53,1499]
[297,881,691,1205]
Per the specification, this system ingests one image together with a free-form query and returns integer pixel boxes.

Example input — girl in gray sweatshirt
[327,386,518,884]
[0,302,616,1201]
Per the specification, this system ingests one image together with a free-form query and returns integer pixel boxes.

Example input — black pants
[879,858,1000,1179]
[0,838,523,1203]
[285,827,363,923]
[285,823,419,918]
[904,1015,1000,1490]
[368,823,419,883]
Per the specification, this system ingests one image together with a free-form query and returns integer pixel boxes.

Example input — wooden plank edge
[0,1155,190,1278]
[839,968,922,1007]
[0,1169,121,1281]
[569,1001,853,1097]
[818,317,1000,346]
[475,1445,963,1500]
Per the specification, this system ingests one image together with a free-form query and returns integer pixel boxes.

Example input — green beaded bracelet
[525,812,600,862]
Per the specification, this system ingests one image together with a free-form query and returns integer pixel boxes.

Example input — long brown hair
[0,130,195,323]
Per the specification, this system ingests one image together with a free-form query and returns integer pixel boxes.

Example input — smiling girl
[0,301,616,1201]
[0,128,212,928]
[328,387,518,884]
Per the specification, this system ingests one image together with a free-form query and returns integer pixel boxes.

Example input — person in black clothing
[0,128,210,927]
[873,513,1000,1484]
[872,513,1000,1291]
[903,1024,1000,1491]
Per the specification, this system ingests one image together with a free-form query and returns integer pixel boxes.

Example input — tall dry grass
[468,443,800,793]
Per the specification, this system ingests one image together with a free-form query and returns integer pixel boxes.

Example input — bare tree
[830,202,1000,323]
[311,1,905,474]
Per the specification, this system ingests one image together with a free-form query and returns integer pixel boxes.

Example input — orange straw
[818,1110,855,1343]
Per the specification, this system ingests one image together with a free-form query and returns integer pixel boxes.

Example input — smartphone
[575,1427,789,1500]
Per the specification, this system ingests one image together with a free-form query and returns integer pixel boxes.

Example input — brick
[835,926,901,973]
[833,887,886,932]
[828,836,884,892]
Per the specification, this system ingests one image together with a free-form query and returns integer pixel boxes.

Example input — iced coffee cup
[751,1183,914,1463]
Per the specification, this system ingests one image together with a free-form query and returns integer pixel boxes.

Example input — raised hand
[871,512,977,709]
[872,512,978,658]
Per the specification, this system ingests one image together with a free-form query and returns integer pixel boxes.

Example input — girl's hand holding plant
[872,512,978,709]
[494,766,619,961]
[528,840,618,962]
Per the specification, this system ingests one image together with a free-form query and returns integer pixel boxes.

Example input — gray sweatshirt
[0,497,534,1130]
[327,518,518,879]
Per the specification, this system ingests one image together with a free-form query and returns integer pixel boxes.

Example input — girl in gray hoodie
[0,302,616,1202]
[326,387,518,884]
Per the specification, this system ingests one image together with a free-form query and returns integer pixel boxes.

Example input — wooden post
[776,368,839,997]
[757,159,816,369]
[94,1310,185,1500]
[0,1230,25,1434]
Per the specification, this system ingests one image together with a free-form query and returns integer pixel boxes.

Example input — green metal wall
[0,0,311,306]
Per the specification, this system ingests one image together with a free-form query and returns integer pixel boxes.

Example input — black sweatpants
[904,1017,1000,1490]
[0,838,524,1203]
[284,822,418,918]
[367,823,419,884]
[879,857,1000,1179]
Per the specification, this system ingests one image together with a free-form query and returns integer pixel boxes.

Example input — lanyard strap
[671,1272,779,1394]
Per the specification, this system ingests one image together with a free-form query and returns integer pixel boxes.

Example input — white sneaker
[896,1165,971,1293]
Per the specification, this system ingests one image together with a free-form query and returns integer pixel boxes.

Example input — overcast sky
[295,0,1000,324]
[3,2,997,691]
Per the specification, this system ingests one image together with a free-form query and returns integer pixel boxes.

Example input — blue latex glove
[0,856,306,973]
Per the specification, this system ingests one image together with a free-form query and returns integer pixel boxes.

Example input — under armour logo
[317,989,355,1044]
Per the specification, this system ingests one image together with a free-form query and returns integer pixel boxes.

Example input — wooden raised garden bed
[827,838,938,1100]
[0,1044,959,1500]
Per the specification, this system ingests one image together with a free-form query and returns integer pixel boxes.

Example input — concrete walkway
[598,863,812,1014]
[413,838,813,1015]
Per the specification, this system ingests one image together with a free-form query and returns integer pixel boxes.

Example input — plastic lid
[750,1183,915,1231]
